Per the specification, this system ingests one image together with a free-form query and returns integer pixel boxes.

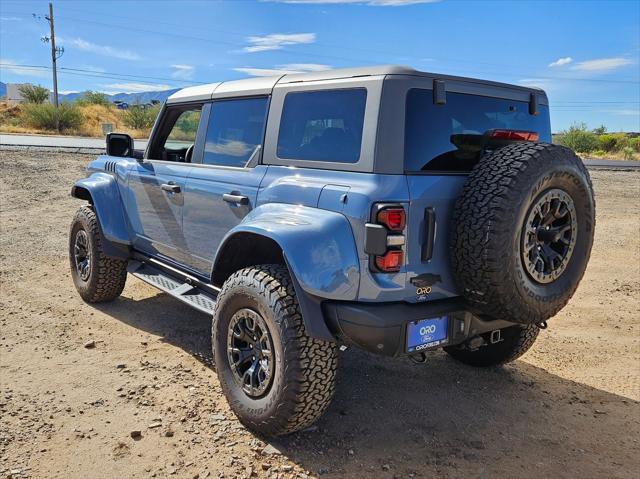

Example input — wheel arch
[211,204,362,341]
[71,173,131,259]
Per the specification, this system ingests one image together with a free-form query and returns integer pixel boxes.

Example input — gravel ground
[1,149,638,479]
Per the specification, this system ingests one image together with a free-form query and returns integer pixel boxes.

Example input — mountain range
[0,81,179,105]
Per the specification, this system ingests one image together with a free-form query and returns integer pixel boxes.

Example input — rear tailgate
[404,175,466,302]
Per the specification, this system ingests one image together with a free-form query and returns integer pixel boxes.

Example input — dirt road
[1,149,638,479]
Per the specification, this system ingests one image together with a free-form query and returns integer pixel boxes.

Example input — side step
[127,260,217,315]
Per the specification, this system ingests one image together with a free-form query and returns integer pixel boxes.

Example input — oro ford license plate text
[407,316,448,352]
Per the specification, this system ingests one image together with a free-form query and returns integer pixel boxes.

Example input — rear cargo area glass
[404,89,551,172]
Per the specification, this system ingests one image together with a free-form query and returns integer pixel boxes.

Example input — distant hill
[59,88,180,104]
[0,81,178,104]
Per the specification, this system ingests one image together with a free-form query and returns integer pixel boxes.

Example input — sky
[1,0,639,132]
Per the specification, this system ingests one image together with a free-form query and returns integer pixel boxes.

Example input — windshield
[404,89,551,172]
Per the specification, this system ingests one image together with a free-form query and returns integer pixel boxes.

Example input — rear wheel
[444,324,539,367]
[212,264,338,436]
[69,206,127,303]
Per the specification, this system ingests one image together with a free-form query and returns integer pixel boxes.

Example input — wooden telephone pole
[43,2,63,131]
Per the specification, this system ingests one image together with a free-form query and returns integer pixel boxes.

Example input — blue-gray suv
[69,66,595,436]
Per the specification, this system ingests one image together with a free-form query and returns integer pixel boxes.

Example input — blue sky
[1,0,639,131]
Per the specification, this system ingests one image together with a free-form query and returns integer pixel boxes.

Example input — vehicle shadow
[97,290,640,479]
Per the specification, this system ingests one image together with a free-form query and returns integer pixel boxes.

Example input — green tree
[592,124,607,135]
[122,105,159,130]
[76,91,110,106]
[18,84,50,104]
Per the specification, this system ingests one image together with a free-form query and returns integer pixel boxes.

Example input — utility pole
[40,2,63,131]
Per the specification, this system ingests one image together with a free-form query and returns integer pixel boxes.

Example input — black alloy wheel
[227,308,275,398]
[521,188,578,284]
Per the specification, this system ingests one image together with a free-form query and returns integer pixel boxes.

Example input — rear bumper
[323,298,514,357]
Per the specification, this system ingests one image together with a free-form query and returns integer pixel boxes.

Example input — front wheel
[444,324,539,367]
[212,264,338,436]
[69,206,127,303]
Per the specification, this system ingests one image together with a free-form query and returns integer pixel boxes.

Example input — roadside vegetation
[1,92,638,160]
[0,89,160,138]
[553,123,639,160]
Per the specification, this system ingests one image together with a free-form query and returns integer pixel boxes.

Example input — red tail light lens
[377,207,406,231]
[375,250,404,272]
[489,129,539,142]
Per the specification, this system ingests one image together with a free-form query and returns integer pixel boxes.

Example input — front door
[125,105,203,265]
[181,97,270,275]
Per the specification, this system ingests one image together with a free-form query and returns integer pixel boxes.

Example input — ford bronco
[69,66,595,436]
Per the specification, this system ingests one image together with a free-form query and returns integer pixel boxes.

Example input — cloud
[548,57,573,67]
[100,82,173,93]
[234,63,331,77]
[60,37,140,61]
[171,64,195,80]
[571,57,633,72]
[0,16,22,21]
[0,59,49,78]
[243,33,316,52]
[264,0,440,5]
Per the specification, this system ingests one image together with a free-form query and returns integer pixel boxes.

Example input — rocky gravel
[0,149,638,478]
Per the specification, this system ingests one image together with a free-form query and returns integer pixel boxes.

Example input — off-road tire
[69,205,127,303]
[451,143,595,325]
[444,324,539,367]
[212,264,338,436]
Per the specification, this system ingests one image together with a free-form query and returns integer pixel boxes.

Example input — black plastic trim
[421,207,436,261]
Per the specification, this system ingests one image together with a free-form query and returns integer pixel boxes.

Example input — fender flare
[71,173,130,259]
[213,204,361,341]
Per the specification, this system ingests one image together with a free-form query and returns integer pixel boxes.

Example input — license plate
[407,316,449,353]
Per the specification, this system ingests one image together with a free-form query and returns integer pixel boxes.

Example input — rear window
[277,89,367,163]
[405,89,551,172]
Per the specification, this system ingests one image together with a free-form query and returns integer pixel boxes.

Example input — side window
[202,97,269,168]
[277,89,367,164]
[165,109,201,150]
[148,105,202,162]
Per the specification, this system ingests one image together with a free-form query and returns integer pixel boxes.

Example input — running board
[127,260,217,315]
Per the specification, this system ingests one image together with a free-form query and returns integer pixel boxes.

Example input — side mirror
[106,133,134,157]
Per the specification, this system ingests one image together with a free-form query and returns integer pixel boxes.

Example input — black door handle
[161,183,181,193]
[223,193,249,205]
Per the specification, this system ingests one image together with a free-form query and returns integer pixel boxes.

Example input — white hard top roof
[166,65,543,104]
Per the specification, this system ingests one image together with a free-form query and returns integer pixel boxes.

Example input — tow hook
[490,329,503,344]
[409,352,428,364]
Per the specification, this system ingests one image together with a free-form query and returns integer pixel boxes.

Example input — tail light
[365,204,406,273]
[377,207,406,232]
[489,129,539,142]
[375,250,404,273]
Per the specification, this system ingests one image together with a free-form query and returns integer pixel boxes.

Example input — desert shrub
[622,146,636,161]
[122,105,159,130]
[555,123,598,153]
[18,84,50,104]
[76,91,110,106]
[629,137,640,153]
[21,103,82,131]
[597,134,618,152]
[591,150,606,157]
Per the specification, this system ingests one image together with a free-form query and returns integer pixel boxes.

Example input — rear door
[125,104,203,264]
[181,96,270,275]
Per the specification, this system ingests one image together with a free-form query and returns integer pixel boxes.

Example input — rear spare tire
[451,143,595,325]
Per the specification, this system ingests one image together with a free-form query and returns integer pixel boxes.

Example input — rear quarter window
[404,89,551,172]
[277,88,367,164]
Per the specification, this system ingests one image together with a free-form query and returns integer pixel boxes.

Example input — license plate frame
[406,316,449,353]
